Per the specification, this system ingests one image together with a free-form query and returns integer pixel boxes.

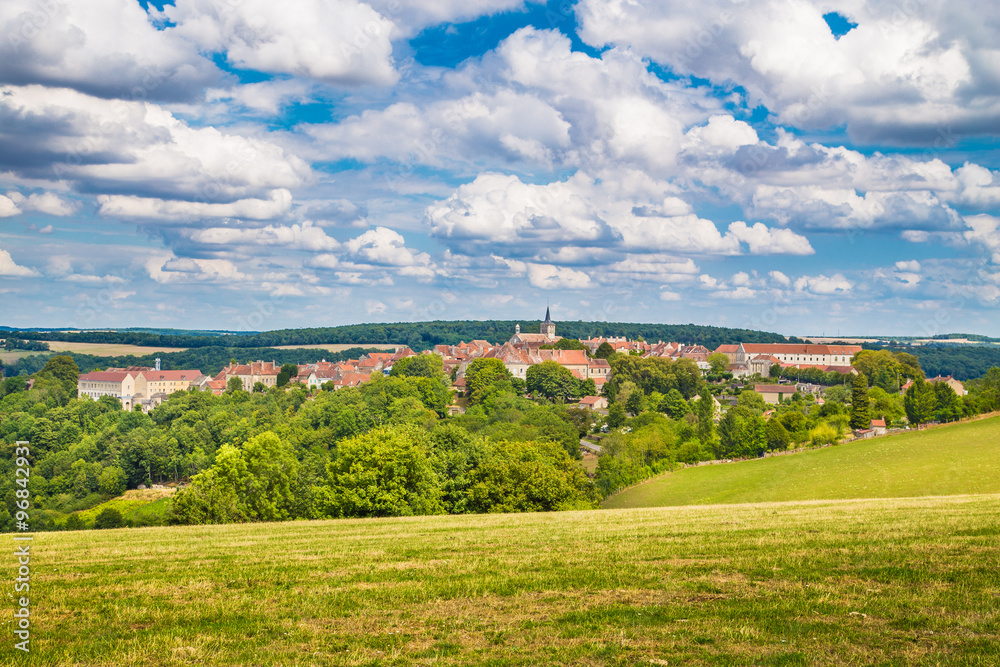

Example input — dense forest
[865,344,1000,381]
[0,347,378,378]
[3,320,798,353]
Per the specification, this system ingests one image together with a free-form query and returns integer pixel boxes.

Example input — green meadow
[604,416,1000,509]
[3,493,999,665]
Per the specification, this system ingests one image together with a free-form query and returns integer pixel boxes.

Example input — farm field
[604,416,1000,510]
[40,341,190,356]
[272,343,401,352]
[3,494,998,665]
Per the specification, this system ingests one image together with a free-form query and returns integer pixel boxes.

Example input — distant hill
[2,320,797,352]
[603,416,1000,509]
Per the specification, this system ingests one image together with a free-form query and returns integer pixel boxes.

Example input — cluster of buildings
[75,311,902,415]
[77,359,203,412]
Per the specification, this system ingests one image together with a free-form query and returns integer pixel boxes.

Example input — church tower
[540,307,555,339]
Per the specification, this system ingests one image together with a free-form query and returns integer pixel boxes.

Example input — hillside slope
[10,495,999,665]
[604,416,1000,509]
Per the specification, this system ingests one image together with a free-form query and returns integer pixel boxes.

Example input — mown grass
[2,494,998,665]
[604,416,1000,510]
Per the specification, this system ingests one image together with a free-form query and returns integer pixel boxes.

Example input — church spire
[541,306,555,338]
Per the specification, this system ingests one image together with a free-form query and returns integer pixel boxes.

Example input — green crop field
[604,416,1000,510]
[3,494,999,665]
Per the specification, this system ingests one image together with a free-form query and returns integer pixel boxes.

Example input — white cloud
[0,85,310,204]
[345,226,433,269]
[964,214,1000,264]
[98,190,293,222]
[0,0,219,101]
[22,193,77,216]
[794,274,853,295]
[577,0,1000,141]
[367,0,527,37]
[0,249,39,277]
[526,263,593,290]
[146,255,248,284]
[727,221,814,255]
[0,194,19,217]
[895,260,922,272]
[427,170,812,258]
[162,0,397,87]
[769,270,791,287]
[187,222,339,251]
[365,300,388,314]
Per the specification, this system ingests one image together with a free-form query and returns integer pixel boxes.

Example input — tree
[98,466,126,496]
[904,380,937,426]
[708,352,730,374]
[94,508,125,530]
[318,425,443,518]
[718,406,766,458]
[625,389,647,416]
[36,355,80,394]
[694,388,715,446]
[660,388,689,419]
[594,342,616,359]
[765,419,791,451]
[464,358,514,404]
[607,403,626,428]
[526,361,576,402]
[226,377,243,394]
[737,389,767,413]
[391,354,444,379]
[252,381,268,393]
[64,514,86,531]
[933,382,963,423]
[849,373,871,430]
[276,363,299,387]
[466,439,598,513]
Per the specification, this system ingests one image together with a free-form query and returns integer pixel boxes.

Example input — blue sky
[1,0,999,337]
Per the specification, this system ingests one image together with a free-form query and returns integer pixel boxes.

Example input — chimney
[155,358,160,371]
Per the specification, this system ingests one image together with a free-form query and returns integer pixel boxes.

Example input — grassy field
[271,344,400,353]
[63,489,175,528]
[3,494,998,665]
[41,341,189,355]
[604,416,1000,510]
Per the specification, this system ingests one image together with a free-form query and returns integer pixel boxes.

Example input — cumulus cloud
[0,0,219,101]
[162,0,398,87]
[964,214,1000,264]
[344,226,433,269]
[576,0,1000,142]
[367,0,527,37]
[0,194,19,217]
[427,170,812,257]
[0,248,39,277]
[21,192,77,216]
[98,190,293,222]
[526,263,593,290]
[0,86,310,204]
[187,222,340,251]
[794,274,853,295]
[146,255,248,284]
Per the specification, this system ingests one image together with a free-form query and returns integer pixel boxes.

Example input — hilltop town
[73,311,967,433]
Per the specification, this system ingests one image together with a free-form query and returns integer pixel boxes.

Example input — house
[714,344,740,364]
[754,384,799,404]
[77,370,147,410]
[736,343,862,367]
[578,395,609,410]
[144,369,202,396]
[927,375,967,396]
[749,354,779,377]
[587,357,611,381]
[690,392,723,418]
[870,419,887,436]
[854,428,875,440]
